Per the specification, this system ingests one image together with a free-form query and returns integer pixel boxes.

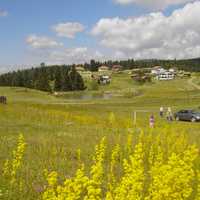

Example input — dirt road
[188,77,200,90]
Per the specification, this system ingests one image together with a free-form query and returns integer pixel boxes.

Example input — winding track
[188,77,200,90]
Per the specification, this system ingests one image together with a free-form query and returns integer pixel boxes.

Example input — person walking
[159,106,164,117]
[149,114,155,128]
[167,107,173,121]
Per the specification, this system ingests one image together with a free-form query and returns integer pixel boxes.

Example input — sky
[0,0,200,72]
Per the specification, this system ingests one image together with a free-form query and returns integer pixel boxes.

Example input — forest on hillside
[87,57,200,71]
[0,65,85,92]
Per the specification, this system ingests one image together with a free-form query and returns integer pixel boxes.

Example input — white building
[98,75,111,85]
[156,72,175,80]
[151,66,175,81]
[151,66,166,75]
[98,65,109,72]
[169,68,175,73]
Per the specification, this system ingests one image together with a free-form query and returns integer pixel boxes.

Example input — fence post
[133,111,137,126]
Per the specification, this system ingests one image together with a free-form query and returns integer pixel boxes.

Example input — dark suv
[174,110,200,122]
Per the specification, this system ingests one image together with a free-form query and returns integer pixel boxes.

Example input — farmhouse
[151,66,166,75]
[81,71,92,79]
[132,68,141,73]
[112,65,123,72]
[131,74,151,83]
[156,71,175,80]
[98,65,109,72]
[151,66,176,81]
[177,71,191,78]
[75,66,85,72]
[98,75,111,85]
[169,68,175,73]
[183,72,191,77]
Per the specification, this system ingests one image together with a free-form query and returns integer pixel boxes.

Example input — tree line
[83,58,200,72]
[0,64,85,92]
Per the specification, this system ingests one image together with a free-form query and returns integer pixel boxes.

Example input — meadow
[0,73,200,199]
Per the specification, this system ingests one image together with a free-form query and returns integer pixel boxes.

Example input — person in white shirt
[160,106,164,117]
[167,107,173,121]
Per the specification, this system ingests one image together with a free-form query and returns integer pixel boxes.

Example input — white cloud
[0,65,35,74]
[47,47,104,65]
[52,22,85,38]
[26,35,63,49]
[0,9,8,17]
[0,66,9,74]
[114,0,195,9]
[92,1,200,59]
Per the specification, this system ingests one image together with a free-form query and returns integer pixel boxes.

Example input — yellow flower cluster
[126,134,133,156]
[42,138,106,200]
[1,134,26,199]
[111,142,144,200]
[107,144,120,195]
[41,132,199,200]
[196,170,200,200]
[81,137,106,200]
[146,145,198,200]
[3,134,26,185]
[43,166,90,200]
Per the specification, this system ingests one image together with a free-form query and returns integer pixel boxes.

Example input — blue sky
[0,0,199,71]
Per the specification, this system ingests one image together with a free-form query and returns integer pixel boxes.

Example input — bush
[87,80,99,91]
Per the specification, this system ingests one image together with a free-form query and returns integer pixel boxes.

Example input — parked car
[174,110,200,122]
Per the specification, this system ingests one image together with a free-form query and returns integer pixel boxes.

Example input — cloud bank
[47,47,104,65]
[25,1,200,65]
[26,35,63,49]
[92,1,200,59]
[52,22,85,38]
[114,0,195,10]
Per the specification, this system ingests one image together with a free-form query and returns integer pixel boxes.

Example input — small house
[75,66,85,73]
[112,65,123,72]
[98,75,111,85]
[98,65,109,72]
[169,68,175,73]
[177,71,191,78]
[183,72,191,77]
[180,72,191,78]
[151,66,166,75]
[81,71,92,79]
[131,74,151,83]
[156,71,175,80]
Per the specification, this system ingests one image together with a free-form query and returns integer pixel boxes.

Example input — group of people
[160,106,173,121]
[149,106,173,128]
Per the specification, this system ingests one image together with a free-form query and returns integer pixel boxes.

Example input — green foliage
[85,58,200,72]
[87,80,99,91]
[0,65,85,92]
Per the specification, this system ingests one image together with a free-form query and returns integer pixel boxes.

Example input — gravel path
[188,77,200,90]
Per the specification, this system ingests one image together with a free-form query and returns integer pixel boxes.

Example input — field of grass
[0,74,200,199]
[193,74,200,86]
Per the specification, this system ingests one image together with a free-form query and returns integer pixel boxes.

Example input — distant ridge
[1,57,199,75]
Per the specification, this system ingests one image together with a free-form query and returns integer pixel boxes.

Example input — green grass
[193,74,200,86]
[0,74,200,199]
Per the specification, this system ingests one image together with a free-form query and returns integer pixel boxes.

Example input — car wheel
[191,117,196,122]
[175,116,180,121]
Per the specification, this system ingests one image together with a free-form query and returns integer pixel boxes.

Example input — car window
[180,110,186,113]
[191,110,198,114]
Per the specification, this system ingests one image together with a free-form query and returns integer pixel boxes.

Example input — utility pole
[133,111,137,126]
